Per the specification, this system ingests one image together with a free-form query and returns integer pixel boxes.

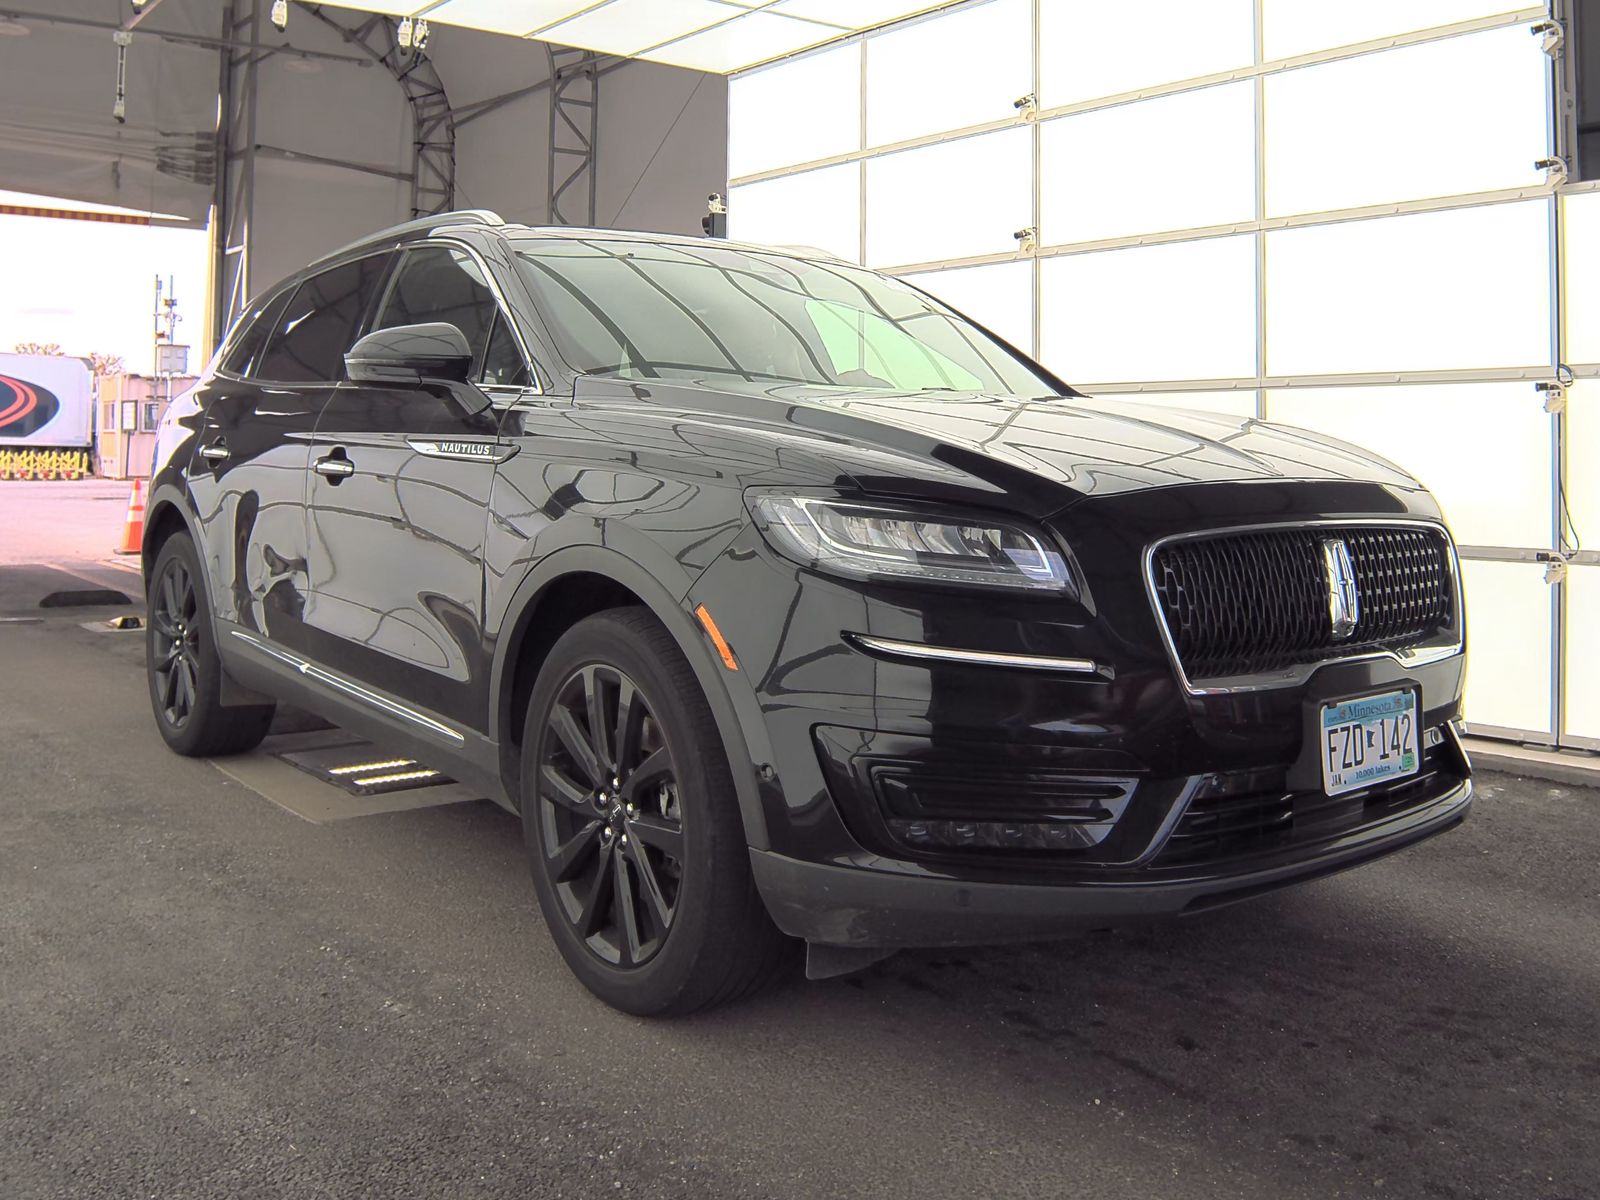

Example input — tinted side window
[375,246,500,369]
[256,254,389,383]
[220,291,289,377]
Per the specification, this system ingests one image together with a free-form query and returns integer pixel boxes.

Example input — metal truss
[211,3,457,341]
[305,5,457,220]
[547,45,600,227]
[213,0,262,347]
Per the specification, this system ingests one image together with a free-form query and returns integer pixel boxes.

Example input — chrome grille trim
[1142,518,1464,696]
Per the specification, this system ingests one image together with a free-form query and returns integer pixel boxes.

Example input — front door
[302,243,534,733]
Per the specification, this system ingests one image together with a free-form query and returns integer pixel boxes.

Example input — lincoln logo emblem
[1322,538,1361,640]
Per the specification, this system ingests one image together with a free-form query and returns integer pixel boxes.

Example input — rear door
[302,242,536,733]
[189,253,390,649]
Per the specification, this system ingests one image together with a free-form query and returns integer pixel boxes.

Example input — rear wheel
[521,607,788,1015]
[146,533,275,757]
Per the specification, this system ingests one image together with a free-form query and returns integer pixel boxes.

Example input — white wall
[243,13,414,295]
[430,33,729,235]
[596,59,727,236]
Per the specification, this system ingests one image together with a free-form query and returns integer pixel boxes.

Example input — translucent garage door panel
[1566,567,1600,744]
[1039,0,1254,108]
[1039,235,1256,385]
[1262,0,1529,61]
[1266,201,1550,377]
[1563,192,1600,365]
[727,164,861,263]
[1459,560,1552,737]
[901,260,1035,357]
[865,0,1030,147]
[1265,28,1547,217]
[865,128,1031,268]
[729,43,860,179]
[1569,382,1600,549]
[1266,385,1552,548]
[1041,82,1255,244]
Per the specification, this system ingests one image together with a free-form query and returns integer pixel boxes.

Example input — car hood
[572,377,1424,513]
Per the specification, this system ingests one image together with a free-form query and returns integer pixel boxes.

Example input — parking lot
[0,482,1594,1199]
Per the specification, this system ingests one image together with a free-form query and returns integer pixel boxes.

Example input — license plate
[1320,689,1419,797]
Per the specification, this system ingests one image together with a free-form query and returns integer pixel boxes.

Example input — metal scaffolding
[305,5,457,220]
[212,0,261,351]
[211,1,458,343]
[547,45,600,227]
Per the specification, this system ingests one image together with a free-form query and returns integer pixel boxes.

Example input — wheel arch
[142,485,272,710]
[141,487,201,584]
[491,545,772,850]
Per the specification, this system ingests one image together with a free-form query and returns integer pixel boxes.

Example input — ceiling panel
[646,10,844,71]
[310,0,946,72]
[773,0,943,28]
[533,0,738,56]
[417,0,585,34]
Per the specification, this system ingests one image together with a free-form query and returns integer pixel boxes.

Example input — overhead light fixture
[413,19,429,51]
[129,0,147,9]
[270,0,288,32]
[396,16,413,49]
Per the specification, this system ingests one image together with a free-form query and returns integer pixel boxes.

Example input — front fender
[486,536,778,850]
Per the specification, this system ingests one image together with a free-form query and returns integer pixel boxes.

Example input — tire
[521,607,790,1015]
[146,532,275,757]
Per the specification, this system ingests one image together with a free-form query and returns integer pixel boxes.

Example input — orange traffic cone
[115,479,147,555]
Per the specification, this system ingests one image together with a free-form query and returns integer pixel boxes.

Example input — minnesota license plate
[1320,689,1419,797]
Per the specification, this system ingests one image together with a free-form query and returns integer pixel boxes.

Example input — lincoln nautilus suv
[144,209,1472,1014]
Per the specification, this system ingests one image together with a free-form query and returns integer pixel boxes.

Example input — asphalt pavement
[1,482,1597,1199]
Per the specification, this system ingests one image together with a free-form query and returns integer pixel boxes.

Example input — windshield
[510,236,1058,396]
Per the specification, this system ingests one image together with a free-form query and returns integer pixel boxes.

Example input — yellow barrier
[0,448,92,480]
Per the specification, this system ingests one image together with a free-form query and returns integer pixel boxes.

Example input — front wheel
[521,608,788,1015]
[146,533,275,757]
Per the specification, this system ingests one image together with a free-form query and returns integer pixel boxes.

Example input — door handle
[313,453,355,481]
[198,440,230,463]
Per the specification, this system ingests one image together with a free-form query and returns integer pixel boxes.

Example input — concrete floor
[1,483,1597,1199]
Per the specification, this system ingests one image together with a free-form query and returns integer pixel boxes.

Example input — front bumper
[688,479,1473,949]
[751,774,1471,948]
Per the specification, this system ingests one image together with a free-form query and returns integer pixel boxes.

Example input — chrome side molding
[407,438,519,464]
[844,632,1102,675]
[229,630,464,744]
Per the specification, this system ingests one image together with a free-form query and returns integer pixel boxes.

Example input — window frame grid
[729,0,1586,747]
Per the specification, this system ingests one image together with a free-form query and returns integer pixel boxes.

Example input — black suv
[145,210,1472,1014]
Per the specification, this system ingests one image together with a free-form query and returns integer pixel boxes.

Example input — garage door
[728,0,1597,749]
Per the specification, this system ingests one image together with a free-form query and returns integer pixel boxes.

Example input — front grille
[1149,524,1454,681]
[1155,738,1459,869]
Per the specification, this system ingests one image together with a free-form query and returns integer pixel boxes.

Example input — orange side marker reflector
[695,604,739,671]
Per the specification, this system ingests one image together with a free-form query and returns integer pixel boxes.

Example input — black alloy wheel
[537,662,685,968]
[145,532,275,757]
[150,554,202,730]
[521,608,789,1015]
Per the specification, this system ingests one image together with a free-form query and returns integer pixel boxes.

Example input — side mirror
[344,322,492,417]
[345,322,472,385]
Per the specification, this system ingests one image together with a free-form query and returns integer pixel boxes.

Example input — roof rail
[309,209,505,268]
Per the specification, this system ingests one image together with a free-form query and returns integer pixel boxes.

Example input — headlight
[749,494,1073,593]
